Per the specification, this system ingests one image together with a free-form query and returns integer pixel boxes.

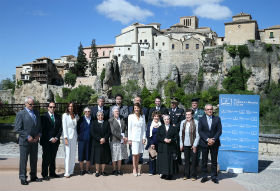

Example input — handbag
[148,146,157,159]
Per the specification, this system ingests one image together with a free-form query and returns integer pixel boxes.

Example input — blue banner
[218,94,260,173]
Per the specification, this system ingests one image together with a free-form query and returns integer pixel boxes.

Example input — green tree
[89,39,98,76]
[111,80,141,105]
[72,42,88,76]
[0,75,15,93]
[100,68,106,87]
[56,85,95,104]
[141,86,152,108]
[222,65,252,93]
[64,72,77,87]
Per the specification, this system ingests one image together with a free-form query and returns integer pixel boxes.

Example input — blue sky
[0,0,279,81]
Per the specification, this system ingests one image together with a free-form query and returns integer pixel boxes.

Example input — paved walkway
[0,142,279,191]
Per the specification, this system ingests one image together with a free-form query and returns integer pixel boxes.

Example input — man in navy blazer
[198,104,222,184]
[40,101,62,180]
[91,96,109,121]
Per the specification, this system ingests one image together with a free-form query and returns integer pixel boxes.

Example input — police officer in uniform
[168,97,185,165]
[191,98,205,121]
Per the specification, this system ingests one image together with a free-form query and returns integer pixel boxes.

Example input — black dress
[156,124,178,176]
[90,121,111,165]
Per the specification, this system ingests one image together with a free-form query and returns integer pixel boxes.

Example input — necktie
[207,116,212,130]
[30,111,36,124]
[51,114,55,123]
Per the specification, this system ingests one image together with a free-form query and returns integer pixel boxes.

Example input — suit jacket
[168,107,185,132]
[90,120,111,146]
[148,106,168,122]
[14,108,42,146]
[198,115,222,147]
[62,113,79,139]
[156,125,177,153]
[91,105,109,121]
[108,117,127,143]
[40,112,62,146]
[128,114,146,142]
[77,116,93,142]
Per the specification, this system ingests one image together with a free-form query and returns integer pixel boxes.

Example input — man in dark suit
[91,96,109,121]
[168,97,185,165]
[148,96,168,122]
[198,104,222,184]
[40,101,62,180]
[14,96,42,185]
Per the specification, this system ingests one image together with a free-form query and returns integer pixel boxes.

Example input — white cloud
[96,0,154,25]
[143,0,232,20]
[193,3,232,20]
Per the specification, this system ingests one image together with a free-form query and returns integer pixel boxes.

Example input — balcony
[32,68,47,72]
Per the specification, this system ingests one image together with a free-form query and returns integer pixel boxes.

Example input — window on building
[140,40,142,43]
[128,48,130,50]
[186,44,189,49]
[172,44,175,50]
[118,54,121,57]
[103,51,105,56]
[144,39,147,43]
[141,51,144,56]
[156,43,158,46]
[270,32,274,38]
[162,42,165,46]
[196,44,199,49]
[159,53,161,59]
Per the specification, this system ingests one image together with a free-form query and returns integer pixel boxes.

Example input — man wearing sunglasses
[40,101,62,180]
[15,96,42,185]
[198,104,222,184]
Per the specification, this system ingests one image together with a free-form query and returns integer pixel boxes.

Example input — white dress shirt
[179,119,200,147]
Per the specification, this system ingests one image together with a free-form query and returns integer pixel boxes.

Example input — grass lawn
[0,116,16,124]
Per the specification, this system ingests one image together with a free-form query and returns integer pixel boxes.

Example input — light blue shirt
[207,115,212,130]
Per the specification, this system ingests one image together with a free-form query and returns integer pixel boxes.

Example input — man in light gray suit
[15,96,42,185]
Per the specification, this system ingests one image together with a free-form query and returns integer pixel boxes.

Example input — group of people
[15,94,222,185]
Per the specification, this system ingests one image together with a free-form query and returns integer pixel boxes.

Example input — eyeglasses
[206,109,213,111]
[85,111,91,113]
[49,106,56,109]
[27,102,34,106]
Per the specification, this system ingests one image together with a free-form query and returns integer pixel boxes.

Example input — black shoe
[42,176,50,181]
[117,170,123,176]
[201,177,209,183]
[112,170,118,176]
[160,175,166,179]
[101,172,108,176]
[95,172,100,177]
[30,177,42,182]
[80,171,85,176]
[212,178,219,184]
[85,170,92,174]
[21,180,29,185]
[166,175,172,180]
[50,174,60,178]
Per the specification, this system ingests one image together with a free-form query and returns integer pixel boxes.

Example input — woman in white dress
[128,103,146,176]
[62,102,79,178]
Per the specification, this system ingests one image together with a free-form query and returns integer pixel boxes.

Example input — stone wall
[0,89,14,104]
[13,80,63,103]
